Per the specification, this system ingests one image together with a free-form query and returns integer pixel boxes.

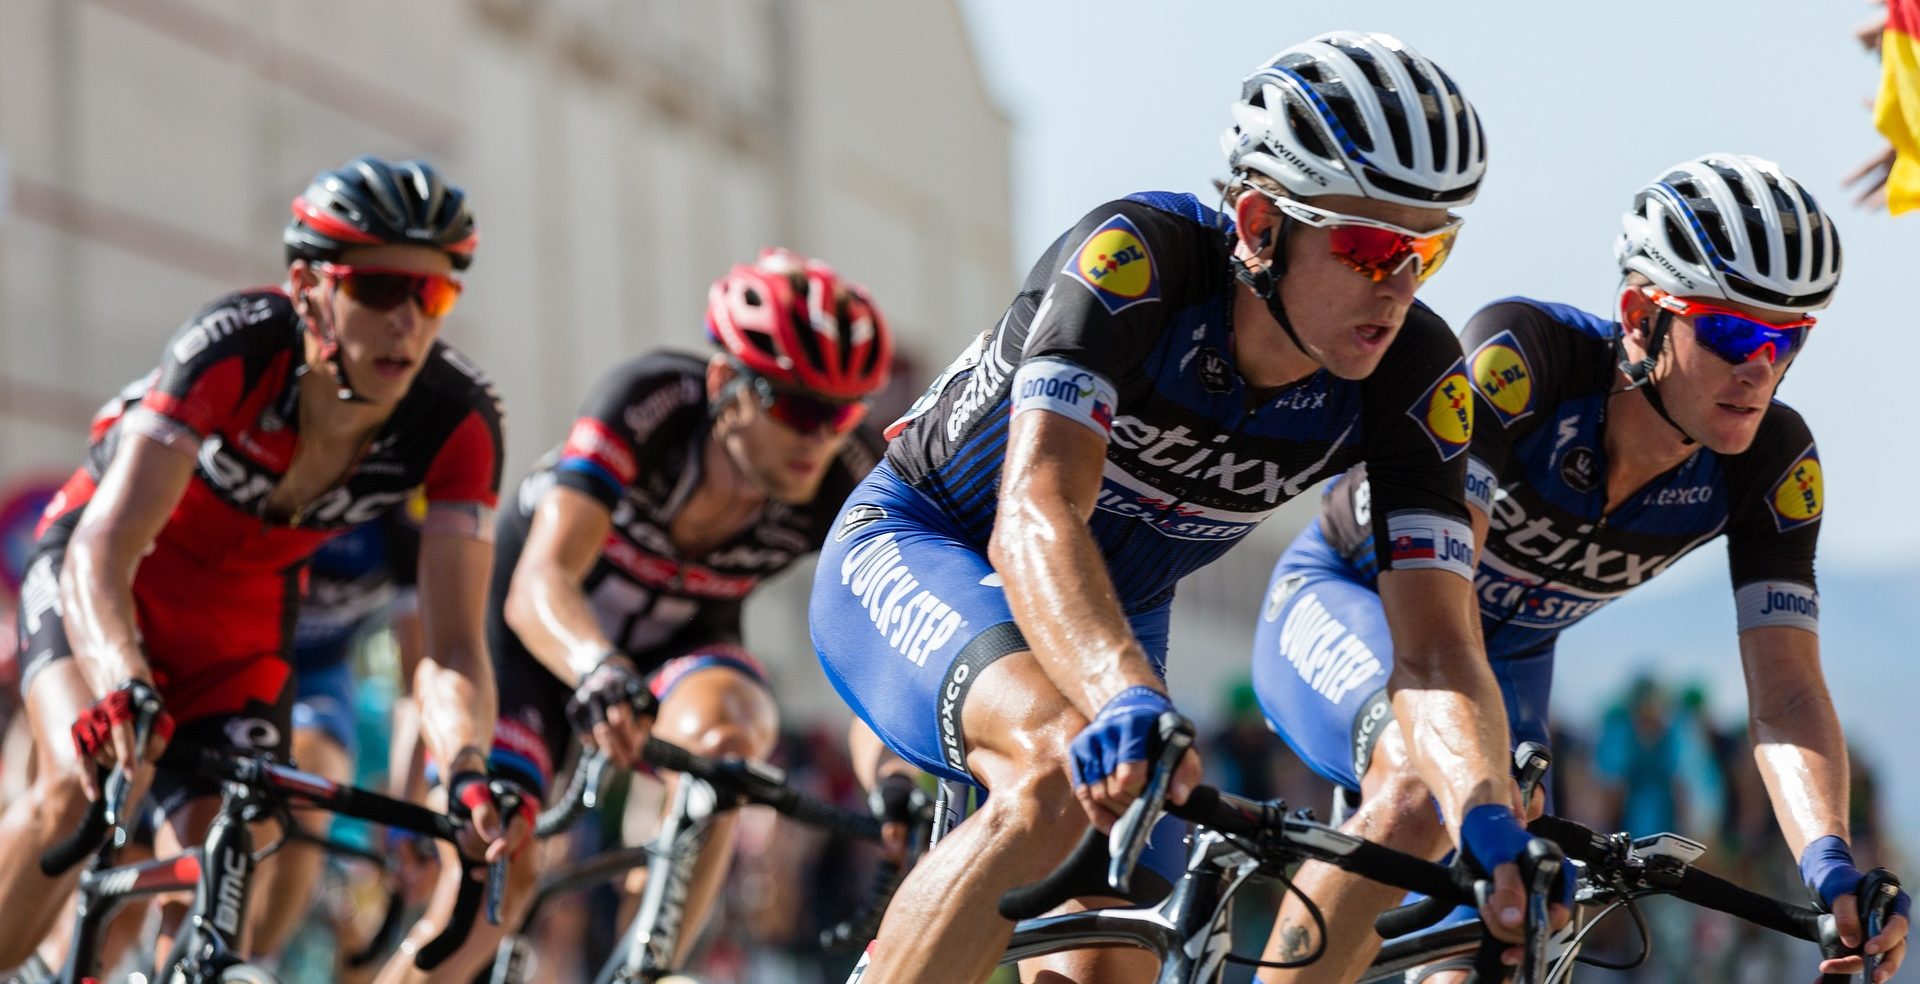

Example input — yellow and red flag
[1877,0,1920,213]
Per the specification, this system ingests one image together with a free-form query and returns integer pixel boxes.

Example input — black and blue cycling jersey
[880,191,1478,614]
[1257,296,1822,791]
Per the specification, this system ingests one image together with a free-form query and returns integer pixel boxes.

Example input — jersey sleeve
[420,350,507,540]
[1357,304,1475,580]
[1460,300,1573,515]
[1009,199,1213,440]
[129,291,293,452]
[1723,405,1822,635]
[551,356,707,509]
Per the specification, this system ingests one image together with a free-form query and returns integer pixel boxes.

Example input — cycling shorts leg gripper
[1250,529,1398,791]
[930,621,1028,782]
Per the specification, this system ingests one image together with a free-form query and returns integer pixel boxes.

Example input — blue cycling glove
[1070,686,1172,788]
[1801,835,1913,921]
[1460,803,1574,906]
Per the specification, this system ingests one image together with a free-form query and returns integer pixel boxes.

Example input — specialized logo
[223,717,282,751]
[1768,447,1822,531]
[1559,447,1598,493]
[1276,592,1383,704]
[1470,332,1533,425]
[836,504,889,542]
[1012,358,1118,438]
[1064,213,1160,314]
[1407,365,1472,460]
[840,533,966,667]
[1197,346,1232,394]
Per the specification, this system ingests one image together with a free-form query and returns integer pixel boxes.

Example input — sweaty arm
[1741,626,1847,857]
[988,410,1159,718]
[501,485,616,686]
[60,434,197,692]
[1378,566,1511,833]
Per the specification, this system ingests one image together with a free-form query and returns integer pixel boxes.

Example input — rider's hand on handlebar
[566,653,656,769]
[69,680,174,801]
[870,771,929,865]
[1460,803,1573,951]
[1068,687,1202,831]
[449,770,536,864]
[1804,837,1912,981]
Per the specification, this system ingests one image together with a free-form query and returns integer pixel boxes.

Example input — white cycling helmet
[1616,153,1841,315]
[1223,31,1487,208]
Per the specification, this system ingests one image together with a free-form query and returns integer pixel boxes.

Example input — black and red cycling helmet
[284,156,478,270]
[706,249,892,401]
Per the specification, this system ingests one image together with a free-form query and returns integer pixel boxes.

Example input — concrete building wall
[0,0,1012,713]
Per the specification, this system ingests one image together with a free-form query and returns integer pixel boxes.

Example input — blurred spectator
[1846,0,1920,212]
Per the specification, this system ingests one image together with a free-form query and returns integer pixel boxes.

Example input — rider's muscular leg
[1257,721,1449,984]
[857,650,1157,984]
[247,727,352,956]
[0,662,106,969]
[639,664,779,968]
[372,786,540,984]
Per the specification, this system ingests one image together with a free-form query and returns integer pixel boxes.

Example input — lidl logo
[1470,335,1533,425]
[1064,214,1160,314]
[1405,364,1472,460]
[1769,450,1822,530]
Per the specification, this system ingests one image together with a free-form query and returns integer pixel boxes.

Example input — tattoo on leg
[1278,923,1314,960]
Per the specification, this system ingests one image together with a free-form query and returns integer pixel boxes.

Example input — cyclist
[1251,153,1910,982]
[377,248,894,982]
[812,31,1561,984]
[0,156,525,970]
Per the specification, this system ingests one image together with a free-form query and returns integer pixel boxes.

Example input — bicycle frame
[492,773,723,984]
[1000,827,1263,984]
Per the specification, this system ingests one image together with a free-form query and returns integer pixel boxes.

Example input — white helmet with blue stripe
[1223,31,1487,208]
[1616,153,1842,315]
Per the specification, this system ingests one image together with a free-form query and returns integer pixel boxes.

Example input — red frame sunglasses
[744,371,869,435]
[316,263,463,319]
[1636,287,1814,366]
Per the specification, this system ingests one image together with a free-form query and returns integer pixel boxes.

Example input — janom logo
[1770,454,1822,526]
[1471,342,1532,421]
[1423,373,1473,447]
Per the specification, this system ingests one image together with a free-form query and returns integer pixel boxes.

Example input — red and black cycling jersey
[22,287,504,708]
[1318,297,1820,659]
[493,351,882,660]
[882,192,1476,610]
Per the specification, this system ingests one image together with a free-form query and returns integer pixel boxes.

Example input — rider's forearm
[1388,652,1513,837]
[503,561,614,686]
[1741,629,1849,858]
[59,533,153,691]
[989,495,1159,719]
[1749,686,1850,857]
[415,645,498,775]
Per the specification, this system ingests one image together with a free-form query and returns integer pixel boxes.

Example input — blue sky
[958,0,1920,847]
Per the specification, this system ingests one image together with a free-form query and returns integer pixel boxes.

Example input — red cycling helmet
[706,249,892,401]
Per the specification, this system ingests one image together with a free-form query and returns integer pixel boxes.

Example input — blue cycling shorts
[813,462,1186,891]
[1252,522,1553,792]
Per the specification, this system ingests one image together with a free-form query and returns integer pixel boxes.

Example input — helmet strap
[1229,215,1312,357]
[298,283,372,404]
[1616,309,1696,446]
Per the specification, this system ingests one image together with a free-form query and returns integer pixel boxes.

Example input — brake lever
[1518,838,1564,984]
[1105,712,1193,895]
